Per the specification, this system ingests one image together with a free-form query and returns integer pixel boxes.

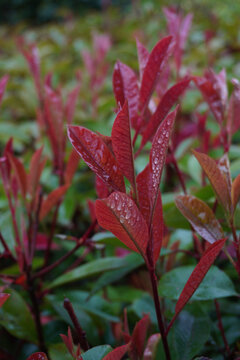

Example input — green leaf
[132,293,157,325]
[47,255,141,289]
[82,345,112,360]
[158,307,211,360]
[0,288,37,342]
[89,252,144,296]
[158,266,238,301]
[49,343,73,360]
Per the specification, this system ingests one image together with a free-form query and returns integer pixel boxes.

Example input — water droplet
[120,215,125,223]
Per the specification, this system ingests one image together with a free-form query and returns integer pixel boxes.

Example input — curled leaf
[95,192,149,257]
[175,195,223,243]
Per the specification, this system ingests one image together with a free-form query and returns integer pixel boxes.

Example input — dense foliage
[0,3,240,360]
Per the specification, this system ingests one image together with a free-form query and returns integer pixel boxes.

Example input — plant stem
[214,299,230,355]
[33,220,97,280]
[64,298,89,351]
[148,266,171,360]
[26,268,49,357]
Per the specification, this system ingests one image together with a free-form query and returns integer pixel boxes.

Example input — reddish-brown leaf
[138,36,172,114]
[39,185,69,220]
[136,166,163,263]
[175,195,224,243]
[231,174,240,212]
[151,192,164,263]
[0,75,8,106]
[27,353,48,360]
[193,150,233,217]
[95,175,110,199]
[136,164,151,223]
[174,239,226,318]
[113,61,139,129]
[102,344,129,360]
[68,126,125,192]
[129,314,150,360]
[112,102,135,188]
[60,327,74,357]
[95,192,149,257]
[140,79,190,149]
[0,293,10,307]
[64,148,80,184]
[28,147,45,197]
[65,85,80,125]
[149,108,178,205]
[8,154,27,198]
[136,39,149,81]
[218,153,232,195]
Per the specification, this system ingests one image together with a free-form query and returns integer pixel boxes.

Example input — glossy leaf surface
[82,345,112,360]
[68,126,125,192]
[149,108,177,205]
[141,79,190,149]
[143,334,161,360]
[174,239,226,318]
[193,150,232,216]
[95,192,149,256]
[111,101,135,187]
[175,195,223,243]
[139,36,172,114]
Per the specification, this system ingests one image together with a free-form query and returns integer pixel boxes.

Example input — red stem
[214,299,230,355]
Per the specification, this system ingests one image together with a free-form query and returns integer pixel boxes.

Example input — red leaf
[60,327,74,356]
[113,61,139,129]
[95,192,149,257]
[112,102,135,188]
[231,174,240,212]
[27,353,48,360]
[136,164,151,223]
[174,239,226,319]
[39,185,69,220]
[65,85,80,125]
[8,154,27,198]
[102,344,128,360]
[95,175,110,199]
[136,39,149,81]
[138,36,172,114]
[218,153,232,195]
[193,70,227,124]
[193,150,233,217]
[67,126,125,192]
[28,146,45,197]
[151,192,164,263]
[129,314,150,359]
[149,108,178,206]
[140,79,190,149]
[64,148,80,184]
[175,195,224,244]
[0,293,10,307]
[0,75,8,106]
